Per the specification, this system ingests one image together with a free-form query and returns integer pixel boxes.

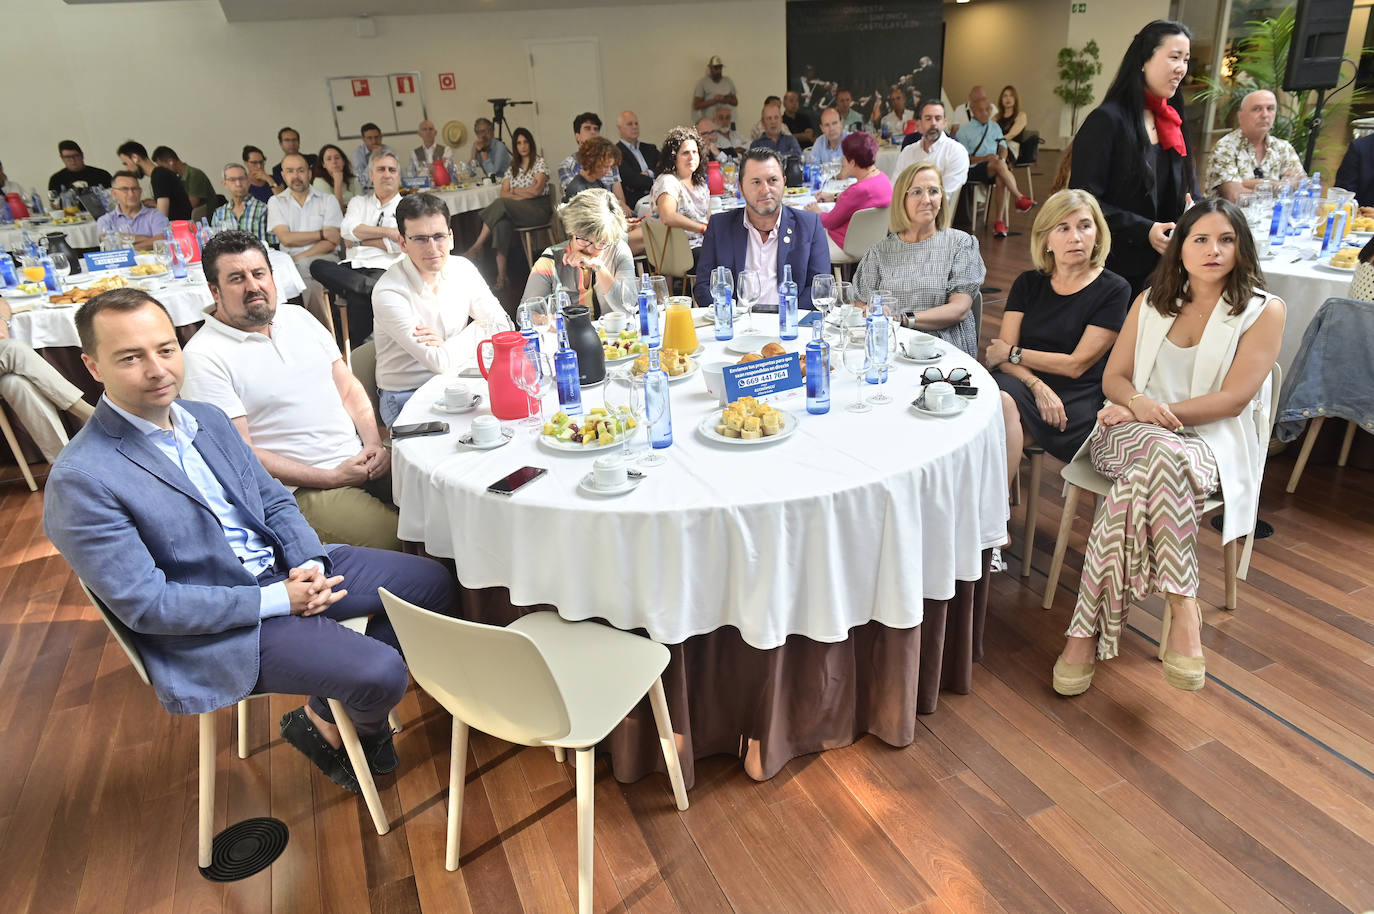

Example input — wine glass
[603,371,643,465]
[48,253,70,288]
[867,290,895,404]
[736,269,761,332]
[839,332,870,413]
[648,275,670,342]
[512,349,554,434]
[811,274,835,325]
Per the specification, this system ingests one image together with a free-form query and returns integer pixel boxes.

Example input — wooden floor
[6,175,1374,913]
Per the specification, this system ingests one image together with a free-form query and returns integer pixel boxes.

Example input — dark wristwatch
[1009,346,1023,365]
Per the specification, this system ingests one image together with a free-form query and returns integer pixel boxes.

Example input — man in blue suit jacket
[44,288,455,793]
[693,148,830,310]
[1336,134,1374,208]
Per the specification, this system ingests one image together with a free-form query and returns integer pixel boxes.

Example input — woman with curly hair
[649,126,711,261]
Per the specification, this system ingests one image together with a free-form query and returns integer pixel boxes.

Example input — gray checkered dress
[853,229,985,357]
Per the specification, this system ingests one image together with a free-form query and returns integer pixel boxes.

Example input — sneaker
[1015,195,1036,213]
[990,547,1008,572]
[280,707,361,793]
[993,220,1008,238]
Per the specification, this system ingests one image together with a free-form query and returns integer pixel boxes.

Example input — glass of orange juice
[20,256,46,284]
[661,298,699,355]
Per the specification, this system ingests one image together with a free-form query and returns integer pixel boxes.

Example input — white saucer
[910,397,970,418]
[3,289,44,301]
[577,471,644,496]
[433,394,483,414]
[458,429,514,449]
[896,349,942,365]
[725,334,789,355]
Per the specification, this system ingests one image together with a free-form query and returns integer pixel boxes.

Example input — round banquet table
[1260,251,1360,376]
[877,144,903,179]
[391,316,1009,784]
[431,183,502,215]
[1,217,101,252]
[5,249,305,350]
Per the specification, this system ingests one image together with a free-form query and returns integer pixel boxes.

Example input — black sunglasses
[920,366,972,386]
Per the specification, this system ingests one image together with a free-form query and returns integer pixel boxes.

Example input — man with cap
[692,56,738,123]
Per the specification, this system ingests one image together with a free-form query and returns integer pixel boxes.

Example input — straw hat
[442,120,468,147]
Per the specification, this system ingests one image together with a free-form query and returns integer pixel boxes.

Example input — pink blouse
[821,172,893,248]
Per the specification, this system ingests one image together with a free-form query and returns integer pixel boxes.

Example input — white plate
[602,346,645,365]
[629,358,699,385]
[433,394,483,414]
[697,410,798,445]
[910,396,970,418]
[2,289,45,301]
[577,471,644,497]
[1317,259,1358,273]
[458,429,514,449]
[895,348,943,365]
[725,334,792,355]
[540,430,624,452]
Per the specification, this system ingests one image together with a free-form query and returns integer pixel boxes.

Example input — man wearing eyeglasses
[181,231,400,551]
[49,140,112,196]
[95,170,170,250]
[370,193,511,426]
[695,118,730,164]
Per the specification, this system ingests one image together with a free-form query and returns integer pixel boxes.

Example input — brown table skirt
[455,549,990,787]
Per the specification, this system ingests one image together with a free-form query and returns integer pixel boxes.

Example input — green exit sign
[1071,2,1087,11]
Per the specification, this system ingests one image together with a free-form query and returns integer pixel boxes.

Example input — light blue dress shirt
[102,396,310,618]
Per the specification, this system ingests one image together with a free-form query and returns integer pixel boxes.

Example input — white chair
[828,206,889,281]
[0,400,55,491]
[377,588,688,914]
[515,171,561,269]
[640,218,696,296]
[1041,365,1281,612]
[82,583,392,867]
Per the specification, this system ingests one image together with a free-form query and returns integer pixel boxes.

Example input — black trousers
[309,260,385,347]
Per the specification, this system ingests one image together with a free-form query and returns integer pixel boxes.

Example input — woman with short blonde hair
[854,162,982,355]
[985,188,1131,487]
[521,188,636,315]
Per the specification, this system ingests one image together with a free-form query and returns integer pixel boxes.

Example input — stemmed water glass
[838,331,870,413]
[736,269,761,332]
[811,274,835,326]
[648,275,670,340]
[152,239,172,273]
[48,253,70,288]
[867,290,896,404]
[603,372,642,465]
[511,349,554,434]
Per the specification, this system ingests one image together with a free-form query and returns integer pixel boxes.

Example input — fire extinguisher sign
[351,78,370,97]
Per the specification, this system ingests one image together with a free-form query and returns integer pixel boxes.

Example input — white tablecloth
[1,218,102,252]
[431,184,501,216]
[5,249,304,349]
[1260,253,1356,374]
[391,318,1009,648]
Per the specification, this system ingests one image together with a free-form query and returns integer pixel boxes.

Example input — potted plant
[1055,40,1102,135]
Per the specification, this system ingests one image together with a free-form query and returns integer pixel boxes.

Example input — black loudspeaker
[1283,0,1355,92]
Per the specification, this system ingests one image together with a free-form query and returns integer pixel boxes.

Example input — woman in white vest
[1053,198,1284,696]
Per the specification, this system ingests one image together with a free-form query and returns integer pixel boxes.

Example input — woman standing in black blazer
[1070,20,1196,296]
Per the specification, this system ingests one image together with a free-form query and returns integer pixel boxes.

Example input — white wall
[3,0,784,193]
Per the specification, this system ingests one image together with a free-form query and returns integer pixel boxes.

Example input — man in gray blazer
[43,289,455,793]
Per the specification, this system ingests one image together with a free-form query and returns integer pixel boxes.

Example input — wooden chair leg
[1224,539,1239,611]
[648,677,689,810]
[0,406,38,492]
[1042,484,1081,609]
[576,748,595,914]
[199,712,216,868]
[1021,452,1043,578]
[237,699,250,759]
[1338,419,1358,467]
[327,699,390,836]
[446,719,469,871]
[1286,416,1325,493]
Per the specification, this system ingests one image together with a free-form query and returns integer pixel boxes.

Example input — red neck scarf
[1144,92,1187,157]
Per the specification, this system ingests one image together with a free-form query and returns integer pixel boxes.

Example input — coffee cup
[592,455,628,489]
[443,381,473,409]
[470,415,502,444]
[903,333,938,360]
[601,311,629,333]
[925,380,957,411]
[701,359,733,405]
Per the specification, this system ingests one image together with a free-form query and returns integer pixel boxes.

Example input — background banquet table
[391,316,1008,784]
[877,144,903,178]
[430,183,501,215]
[1,217,101,252]
[5,248,304,350]
[1260,251,1359,375]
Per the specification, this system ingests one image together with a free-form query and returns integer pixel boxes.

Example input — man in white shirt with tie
[369,193,511,425]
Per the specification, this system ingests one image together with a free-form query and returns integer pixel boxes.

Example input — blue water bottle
[41,257,60,292]
[0,254,16,288]
[645,345,673,449]
[169,230,188,279]
[1268,196,1287,250]
[637,274,660,344]
[712,266,734,341]
[778,264,799,340]
[865,293,889,384]
[1320,208,1348,257]
[518,304,541,358]
[805,314,831,414]
[553,311,583,416]
[0,199,12,224]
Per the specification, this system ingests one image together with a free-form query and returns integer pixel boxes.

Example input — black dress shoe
[362,734,398,776]
[280,707,360,794]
